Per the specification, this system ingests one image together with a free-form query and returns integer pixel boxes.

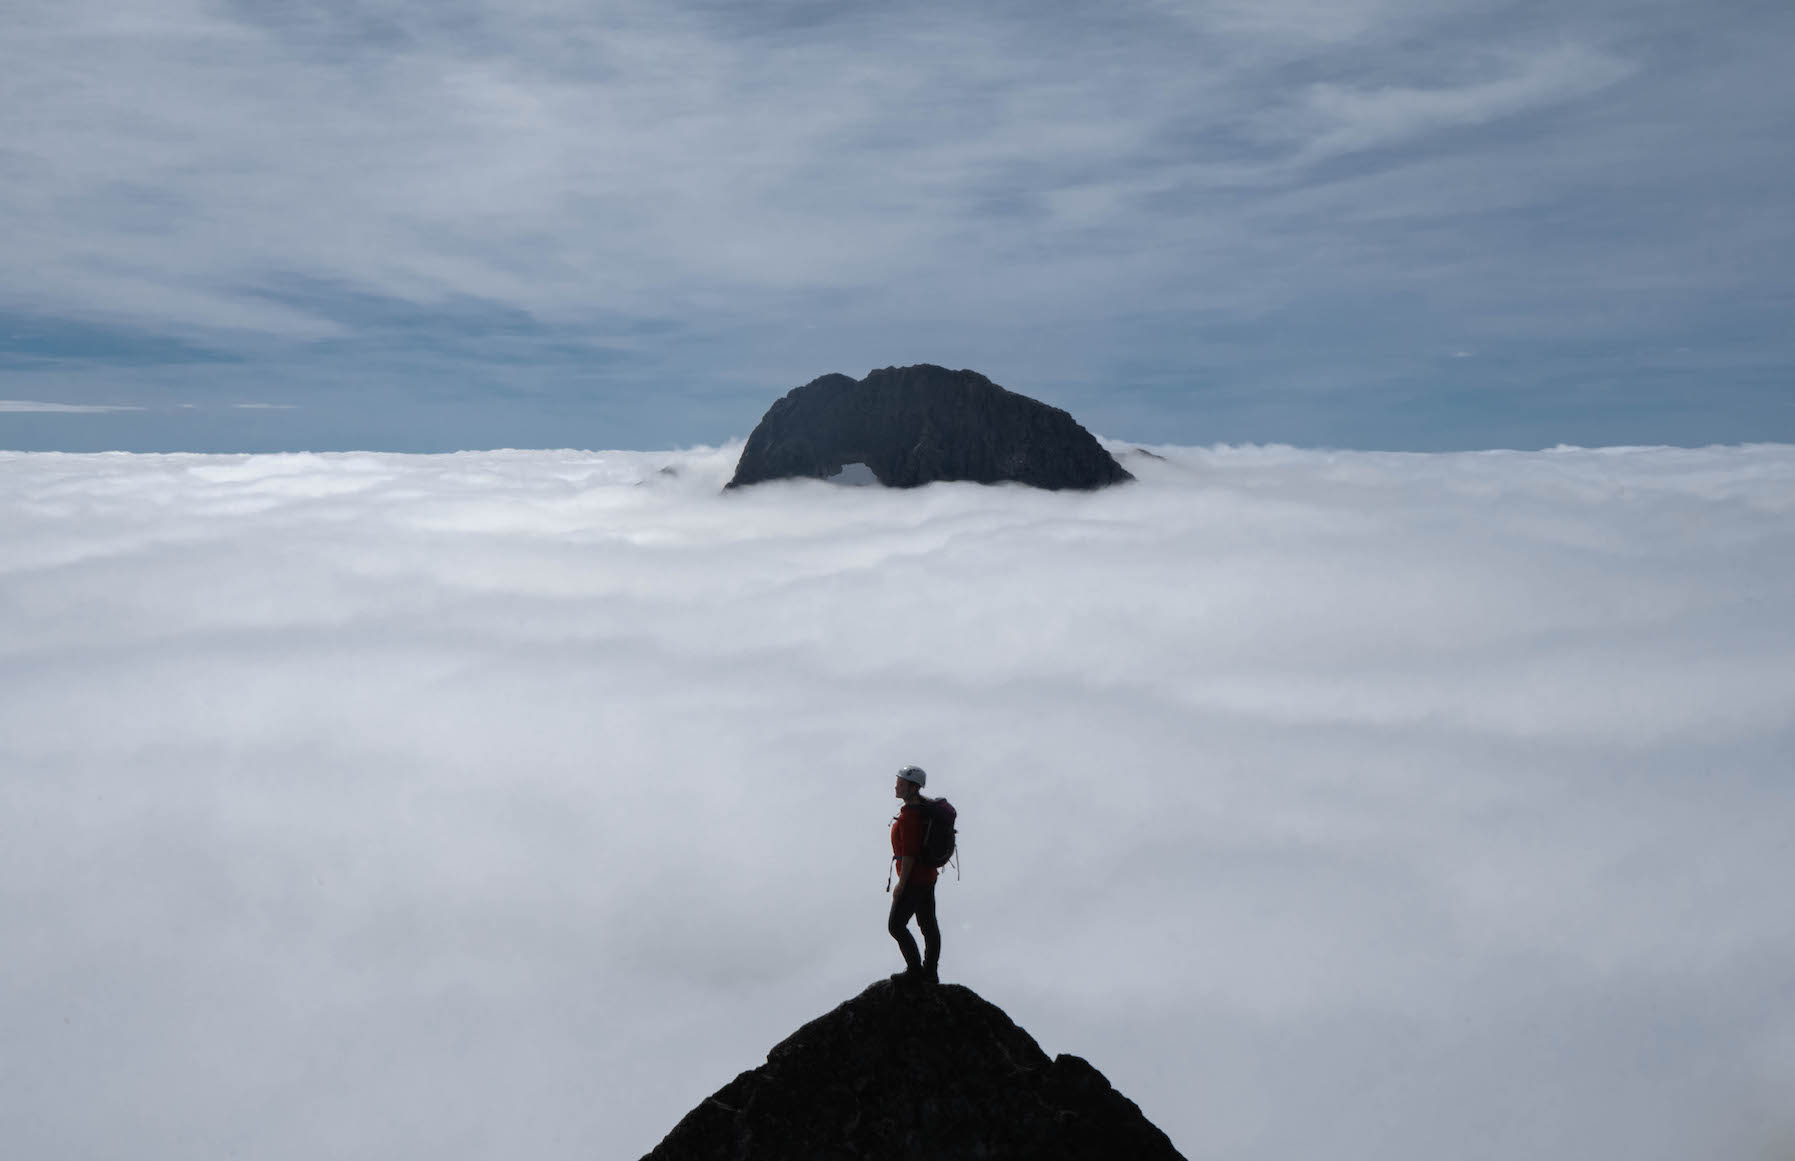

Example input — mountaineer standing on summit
[888,765,950,985]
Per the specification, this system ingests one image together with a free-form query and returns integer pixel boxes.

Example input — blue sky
[3,0,1791,452]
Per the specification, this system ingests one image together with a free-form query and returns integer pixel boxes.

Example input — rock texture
[725,365,1133,491]
[640,980,1186,1161]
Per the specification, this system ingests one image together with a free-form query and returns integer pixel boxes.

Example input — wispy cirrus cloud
[1293,42,1636,163]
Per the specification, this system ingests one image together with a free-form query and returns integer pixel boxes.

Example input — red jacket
[891,803,939,886]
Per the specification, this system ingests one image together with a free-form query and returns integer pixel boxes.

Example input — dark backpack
[917,798,957,869]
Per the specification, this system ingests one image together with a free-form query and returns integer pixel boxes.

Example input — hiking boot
[922,966,940,985]
[890,967,925,987]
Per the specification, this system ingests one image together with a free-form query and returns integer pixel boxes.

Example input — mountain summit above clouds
[639,979,1186,1161]
[725,365,1134,491]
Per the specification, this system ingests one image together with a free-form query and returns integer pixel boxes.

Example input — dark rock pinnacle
[725,365,1134,491]
[640,979,1187,1161]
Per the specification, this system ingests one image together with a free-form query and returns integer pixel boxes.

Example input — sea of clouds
[3,441,1793,1161]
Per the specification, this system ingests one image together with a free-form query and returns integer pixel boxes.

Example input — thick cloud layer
[3,443,1793,1160]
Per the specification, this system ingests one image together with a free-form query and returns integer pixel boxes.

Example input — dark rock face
[725,365,1133,491]
[640,980,1186,1161]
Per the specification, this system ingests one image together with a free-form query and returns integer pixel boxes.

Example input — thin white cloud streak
[1295,44,1635,163]
[0,399,144,412]
[1,443,1792,1160]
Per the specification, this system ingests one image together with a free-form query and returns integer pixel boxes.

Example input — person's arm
[893,854,915,897]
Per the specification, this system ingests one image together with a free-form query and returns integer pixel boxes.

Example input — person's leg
[914,881,940,979]
[887,891,922,973]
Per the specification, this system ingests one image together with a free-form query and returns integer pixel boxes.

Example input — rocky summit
[639,979,1186,1161]
[725,365,1134,491]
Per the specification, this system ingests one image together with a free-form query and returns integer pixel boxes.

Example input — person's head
[893,765,926,800]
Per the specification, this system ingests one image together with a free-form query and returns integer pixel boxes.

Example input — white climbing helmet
[895,765,927,788]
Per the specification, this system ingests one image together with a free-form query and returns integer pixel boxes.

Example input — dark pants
[887,880,940,973]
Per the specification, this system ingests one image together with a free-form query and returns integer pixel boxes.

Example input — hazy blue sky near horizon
[4,0,1792,453]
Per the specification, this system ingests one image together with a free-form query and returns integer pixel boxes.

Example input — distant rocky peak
[726,365,1133,491]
